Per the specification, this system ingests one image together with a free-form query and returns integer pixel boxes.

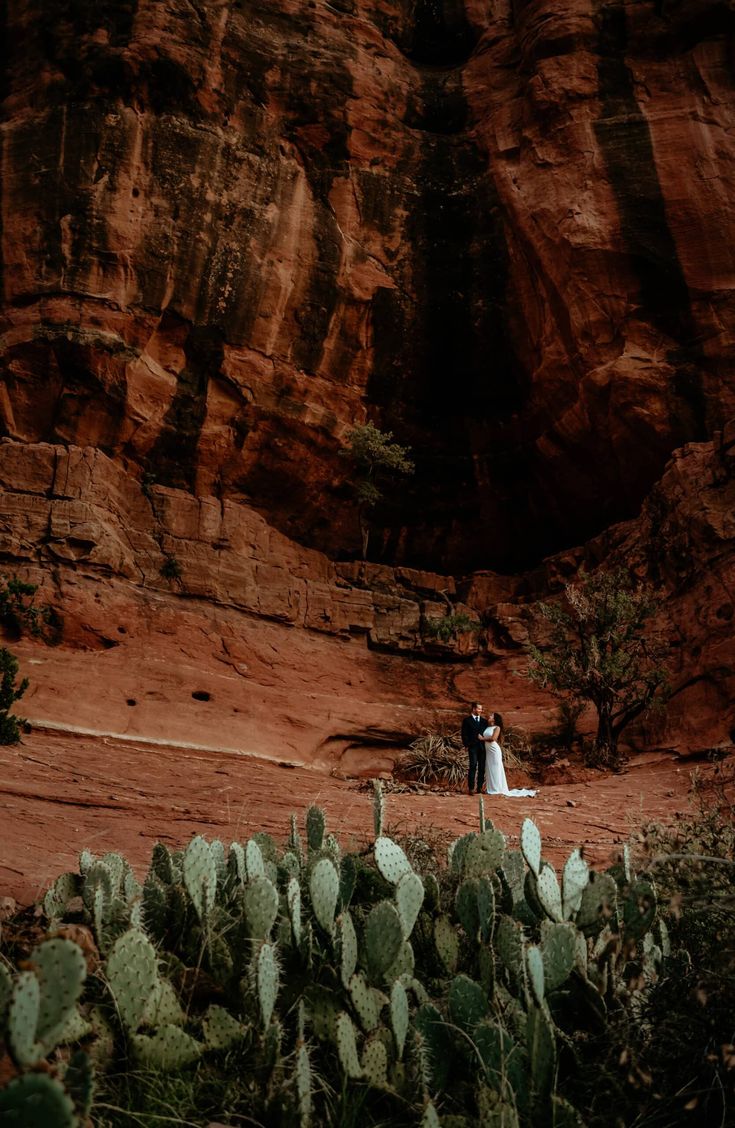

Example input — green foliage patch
[0,790,731,1126]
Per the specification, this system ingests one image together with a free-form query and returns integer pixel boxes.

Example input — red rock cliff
[1,0,734,760]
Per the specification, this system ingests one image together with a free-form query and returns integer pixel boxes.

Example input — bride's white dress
[483,727,536,797]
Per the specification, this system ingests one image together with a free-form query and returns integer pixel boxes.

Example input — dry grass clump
[396,724,531,787]
[395,729,466,787]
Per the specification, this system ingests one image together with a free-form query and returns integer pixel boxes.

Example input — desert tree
[342,422,414,560]
[527,567,669,767]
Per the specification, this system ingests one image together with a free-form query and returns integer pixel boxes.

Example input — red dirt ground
[0,727,720,906]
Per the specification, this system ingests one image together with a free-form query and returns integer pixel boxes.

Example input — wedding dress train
[483,727,536,797]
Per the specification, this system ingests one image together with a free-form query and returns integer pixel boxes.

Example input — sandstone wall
[3,0,735,573]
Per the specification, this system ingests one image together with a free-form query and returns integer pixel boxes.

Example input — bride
[481,712,536,797]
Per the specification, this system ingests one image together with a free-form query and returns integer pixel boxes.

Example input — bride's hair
[494,712,504,736]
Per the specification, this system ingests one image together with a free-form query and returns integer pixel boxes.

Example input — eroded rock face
[3,0,735,571]
[1,430,733,763]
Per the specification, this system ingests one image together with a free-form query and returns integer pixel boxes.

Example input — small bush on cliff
[422,610,476,643]
[526,567,669,769]
[0,573,62,643]
[341,421,414,559]
[0,647,28,744]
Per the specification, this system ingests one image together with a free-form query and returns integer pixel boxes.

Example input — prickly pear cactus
[576,872,617,935]
[296,1042,312,1126]
[132,1024,202,1070]
[309,857,339,934]
[64,1048,95,1121]
[395,871,424,938]
[434,913,459,975]
[256,941,279,1028]
[390,979,409,1058]
[202,1004,246,1049]
[8,971,42,1066]
[183,836,217,923]
[0,1073,77,1127]
[448,974,489,1032]
[540,921,576,993]
[373,779,385,839]
[336,911,358,988]
[477,875,495,942]
[244,876,279,940]
[33,938,87,1050]
[536,865,563,923]
[455,878,480,939]
[365,901,404,982]
[349,972,383,1032]
[464,829,505,879]
[245,839,266,881]
[287,877,302,944]
[106,928,159,1032]
[520,817,542,877]
[562,848,589,919]
[362,1033,389,1089]
[375,836,413,885]
[335,1011,362,1079]
[526,945,545,1006]
[306,805,326,853]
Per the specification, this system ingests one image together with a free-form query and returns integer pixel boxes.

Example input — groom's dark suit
[461,712,488,793]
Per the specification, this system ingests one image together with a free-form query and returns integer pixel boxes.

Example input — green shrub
[0,573,62,643]
[422,611,476,643]
[159,554,183,581]
[0,790,730,1126]
[0,647,28,744]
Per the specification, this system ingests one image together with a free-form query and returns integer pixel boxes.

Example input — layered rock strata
[3,0,735,573]
[1,430,733,767]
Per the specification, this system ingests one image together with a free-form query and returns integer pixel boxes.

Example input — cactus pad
[520,818,542,877]
[448,973,489,1031]
[362,1033,389,1088]
[203,1004,246,1049]
[366,900,403,982]
[390,979,409,1058]
[527,1003,556,1104]
[336,911,358,988]
[183,836,217,923]
[107,928,159,1032]
[495,915,524,977]
[464,829,506,879]
[287,876,302,944]
[8,971,42,1066]
[374,836,412,885]
[335,1011,362,1079]
[477,875,496,942]
[296,1042,312,1125]
[132,1024,202,1070]
[455,878,480,939]
[434,913,459,975]
[245,838,266,881]
[372,779,385,839]
[562,848,589,919]
[576,872,617,934]
[540,921,576,993]
[257,941,279,1028]
[537,864,563,922]
[526,944,545,1005]
[0,1073,77,1127]
[32,938,87,1049]
[143,979,185,1028]
[310,857,340,934]
[243,875,279,940]
[395,871,424,938]
[306,805,326,852]
[348,972,383,1032]
[64,1048,95,1120]
[339,854,357,909]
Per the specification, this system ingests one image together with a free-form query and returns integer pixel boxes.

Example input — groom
[461,702,488,794]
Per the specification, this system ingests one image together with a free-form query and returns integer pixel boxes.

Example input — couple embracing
[461,702,536,799]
